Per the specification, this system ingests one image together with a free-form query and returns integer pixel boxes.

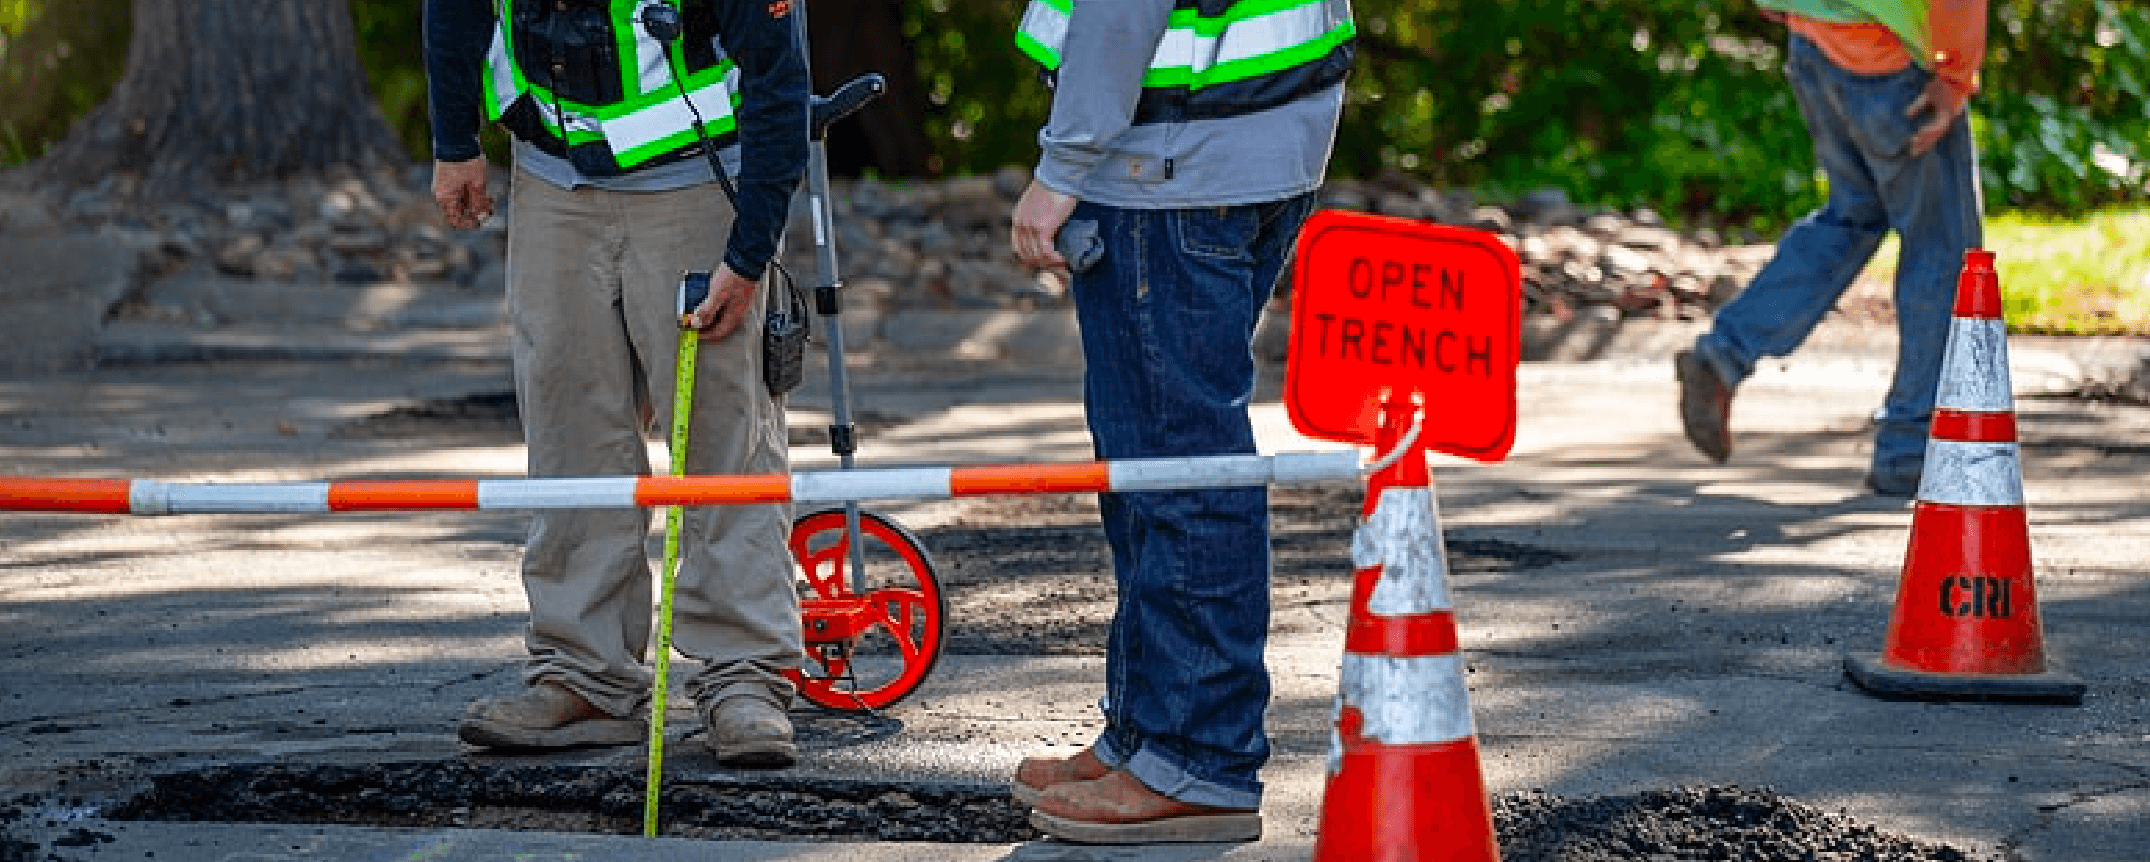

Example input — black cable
[652,7,795,290]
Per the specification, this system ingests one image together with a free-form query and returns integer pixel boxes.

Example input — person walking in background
[1006,0,1355,844]
[423,0,809,767]
[1677,0,1986,495]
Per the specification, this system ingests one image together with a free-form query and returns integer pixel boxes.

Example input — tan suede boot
[701,695,797,769]
[457,681,644,750]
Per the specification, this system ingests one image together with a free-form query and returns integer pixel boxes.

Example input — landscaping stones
[4,164,1777,372]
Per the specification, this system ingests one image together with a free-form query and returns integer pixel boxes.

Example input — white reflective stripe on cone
[1935,317,2014,412]
[480,478,641,511]
[1351,487,1452,615]
[1331,652,1474,770]
[1916,441,2026,507]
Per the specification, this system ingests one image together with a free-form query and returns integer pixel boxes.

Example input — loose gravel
[7,774,1987,859]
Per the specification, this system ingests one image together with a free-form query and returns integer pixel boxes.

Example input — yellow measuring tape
[644,321,700,836]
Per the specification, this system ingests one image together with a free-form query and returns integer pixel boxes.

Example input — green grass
[1854,207,2150,335]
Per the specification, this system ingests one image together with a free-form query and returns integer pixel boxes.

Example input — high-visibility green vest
[1016,0,1355,124]
[483,0,742,175]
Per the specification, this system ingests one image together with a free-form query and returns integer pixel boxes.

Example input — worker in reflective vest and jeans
[1008,0,1355,844]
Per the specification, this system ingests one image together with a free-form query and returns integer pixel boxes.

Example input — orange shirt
[1780,0,1984,97]
[1784,17,1913,73]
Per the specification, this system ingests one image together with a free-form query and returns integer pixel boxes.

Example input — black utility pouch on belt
[760,266,810,397]
[678,269,811,398]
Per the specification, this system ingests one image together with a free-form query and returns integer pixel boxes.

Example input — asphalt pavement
[1,308,2146,861]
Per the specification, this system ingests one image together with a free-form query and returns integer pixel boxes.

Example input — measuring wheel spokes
[786,508,945,712]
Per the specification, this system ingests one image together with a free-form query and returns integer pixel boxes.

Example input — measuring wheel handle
[786,507,947,712]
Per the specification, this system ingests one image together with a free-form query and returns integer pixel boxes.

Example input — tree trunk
[27,0,406,201]
[803,0,939,177]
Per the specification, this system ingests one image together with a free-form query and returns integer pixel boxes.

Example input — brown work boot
[701,695,797,769]
[1675,349,1734,464]
[457,681,644,750]
[1012,747,1110,806]
[1030,770,1261,844]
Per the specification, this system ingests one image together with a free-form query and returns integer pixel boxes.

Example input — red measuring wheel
[785,508,947,711]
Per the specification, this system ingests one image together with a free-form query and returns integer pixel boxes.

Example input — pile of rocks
[29,164,500,290]
[804,167,1787,363]
[800,165,1781,333]
[1,162,1792,370]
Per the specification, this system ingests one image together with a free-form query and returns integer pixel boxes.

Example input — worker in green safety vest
[423,0,809,769]
[1006,0,1355,846]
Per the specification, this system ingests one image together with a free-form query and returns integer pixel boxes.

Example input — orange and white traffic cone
[1313,396,1501,862]
[1843,249,2085,704]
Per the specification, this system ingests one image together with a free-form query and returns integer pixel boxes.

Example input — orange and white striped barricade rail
[0,451,1362,515]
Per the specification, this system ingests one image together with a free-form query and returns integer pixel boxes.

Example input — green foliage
[897,0,1050,174]
[891,0,1823,229]
[1857,207,2150,335]
[1335,0,1816,230]
[3,0,2144,228]
[1976,0,2150,214]
[344,3,514,164]
[0,1,127,165]
[350,3,432,162]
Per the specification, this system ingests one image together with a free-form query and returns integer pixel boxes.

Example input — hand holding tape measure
[675,265,755,340]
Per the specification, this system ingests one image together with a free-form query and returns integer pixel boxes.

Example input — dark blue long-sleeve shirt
[423,0,808,279]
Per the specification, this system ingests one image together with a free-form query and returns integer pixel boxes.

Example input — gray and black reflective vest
[483,0,741,176]
[1015,0,1356,126]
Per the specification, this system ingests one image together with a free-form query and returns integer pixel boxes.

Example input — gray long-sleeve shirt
[1033,0,1345,209]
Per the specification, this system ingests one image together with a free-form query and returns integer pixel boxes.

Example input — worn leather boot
[1676,349,1735,463]
[457,681,644,750]
[701,695,797,768]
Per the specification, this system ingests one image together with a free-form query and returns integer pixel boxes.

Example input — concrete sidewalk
[1,318,2146,861]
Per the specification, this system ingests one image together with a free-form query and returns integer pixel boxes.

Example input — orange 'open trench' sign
[1285,209,1520,462]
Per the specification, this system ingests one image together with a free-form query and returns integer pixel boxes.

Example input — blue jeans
[1694,34,1982,487]
[1068,193,1317,810]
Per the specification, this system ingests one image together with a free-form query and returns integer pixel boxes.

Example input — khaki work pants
[505,167,800,718]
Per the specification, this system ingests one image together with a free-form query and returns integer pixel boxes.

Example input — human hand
[1905,76,1969,158]
[431,157,495,230]
[685,263,756,341]
[1010,179,1078,270]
